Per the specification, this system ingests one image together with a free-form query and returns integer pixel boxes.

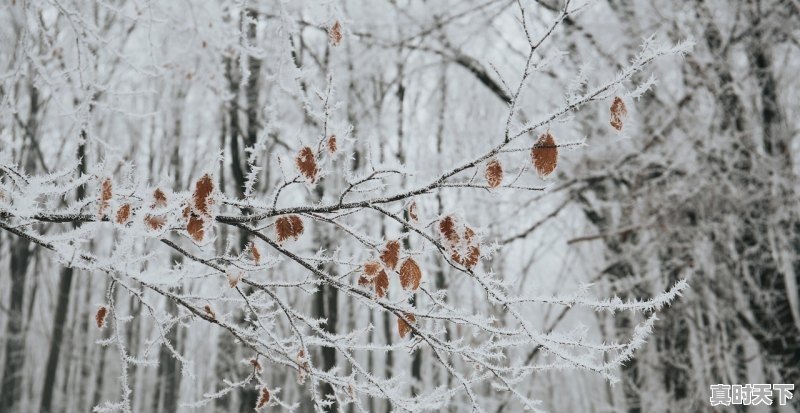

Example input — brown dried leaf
[375,270,389,298]
[193,174,215,216]
[256,387,270,409]
[399,258,422,291]
[204,304,216,319]
[144,214,166,230]
[295,146,318,183]
[296,350,310,384]
[610,96,628,131]
[329,20,343,46]
[250,242,261,264]
[407,201,418,222]
[187,214,205,242]
[275,215,304,243]
[116,204,131,224]
[464,227,476,242]
[250,358,262,372]
[95,306,108,329]
[397,312,416,338]
[438,216,460,245]
[98,178,112,217]
[485,159,503,188]
[464,245,480,269]
[358,275,373,287]
[364,261,381,277]
[327,135,337,154]
[153,188,168,208]
[531,132,558,177]
[227,270,242,289]
[380,240,400,270]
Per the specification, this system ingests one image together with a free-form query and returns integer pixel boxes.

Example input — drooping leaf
[399,258,422,291]
[115,204,131,224]
[295,146,319,183]
[485,159,503,188]
[98,178,112,217]
[375,270,389,298]
[95,306,108,329]
[610,96,628,131]
[531,132,558,177]
[398,312,416,338]
[193,174,215,216]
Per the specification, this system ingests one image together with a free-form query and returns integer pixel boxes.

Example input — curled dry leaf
[375,270,389,298]
[204,304,216,319]
[256,387,270,409]
[407,201,418,222]
[227,270,243,288]
[438,216,460,245]
[115,204,131,224]
[329,20,343,46]
[399,258,422,291]
[380,240,400,270]
[193,174,215,216]
[398,312,416,338]
[249,242,261,264]
[327,135,337,154]
[295,146,318,183]
[250,358,262,372]
[275,215,304,243]
[610,96,628,131]
[98,178,112,218]
[296,350,310,384]
[187,214,205,242]
[531,132,558,177]
[95,305,108,329]
[485,159,503,188]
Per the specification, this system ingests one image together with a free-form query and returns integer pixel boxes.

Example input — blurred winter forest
[1,0,799,412]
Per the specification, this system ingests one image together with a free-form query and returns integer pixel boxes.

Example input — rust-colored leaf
[399,258,422,291]
[187,214,205,242]
[115,204,131,224]
[438,216,459,245]
[193,174,215,216]
[397,312,416,338]
[375,270,389,298]
[531,132,558,177]
[295,146,318,183]
[329,20,343,47]
[250,242,261,264]
[98,178,112,217]
[144,214,166,230]
[95,306,108,329]
[327,135,337,154]
[256,386,271,409]
[464,245,480,269]
[364,261,381,277]
[204,304,216,319]
[610,96,628,131]
[485,159,503,188]
[380,240,400,270]
[275,215,304,243]
[153,188,168,208]
[250,358,262,372]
